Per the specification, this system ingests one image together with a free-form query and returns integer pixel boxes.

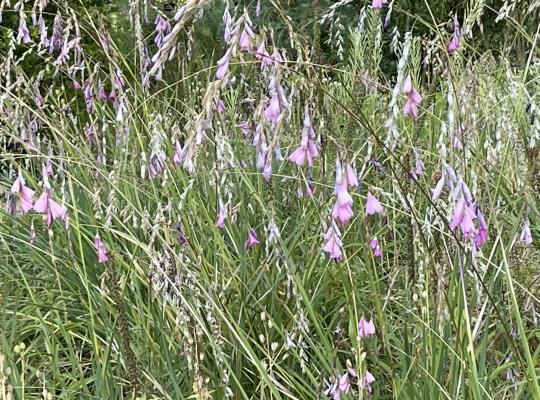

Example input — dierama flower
[7,175,34,215]
[358,317,376,338]
[215,52,231,80]
[34,185,67,228]
[173,142,184,165]
[403,75,422,119]
[244,228,260,250]
[98,83,107,100]
[214,98,226,113]
[288,113,318,167]
[450,196,476,239]
[520,220,533,246]
[365,192,383,216]
[237,121,250,136]
[338,372,351,395]
[448,20,461,53]
[94,234,108,263]
[216,203,227,228]
[332,163,354,224]
[264,93,281,124]
[361,371,375,393]
[411,155,425,180]
[371,0,385,8]
[370,237,382,258]
[432,175,446,201]
[346,164,359,188]
[475,208,488,249]
[255,41,273,65]
[17,13,32,44]
[324,225,344,261]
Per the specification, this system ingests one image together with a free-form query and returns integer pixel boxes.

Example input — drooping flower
[371,0,385,8]
[215,52,231,80]
[98,83,107,100]
[214,98,226,113]
[237,121,251,136]
[403,75,422,119]
[332,163,354,224]
[370,237,382,258]
[520,219,533,246]
[255,41,273,65]
[345,164,359,188]
[448,20,461,53]
[411,154,425,180]
[324,225,344,261]
[154,14,170,47]
[264,93,281,124]
[173,142,184,165]
[94,234,108,263]
[288,113,318,167]
[216,202,227,228]
[7,175,34,215]
[358,317,376,338]
[361,370,375,393]
[432,175,446,201]
[244,228,260,250]
[338,373,351,395]
[365,192,383,216]
[475,208,488,248]
[450,196,476,239]
[17,13,32,44]
[33,185,67,228]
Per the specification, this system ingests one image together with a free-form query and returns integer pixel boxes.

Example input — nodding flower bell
[450,195,476,240]
[370,237,382,258]
[365,192,383,216]
[520,219,533,246]
[332,162,354,224]
[216,202,227,228]
[255,41,273,65]
[448,19,461,53]
[7,175,34,215]
[323,224,344,261]
[475,208,488,249]
[371,0,386,8]
[288,113,318,167]
[244,228,260,250]
[33,183,67,228]
[403,75,422,119]
[94,234,108,263]
[361,371,375,393]
[215,51,231,80]
[358,317,376,338]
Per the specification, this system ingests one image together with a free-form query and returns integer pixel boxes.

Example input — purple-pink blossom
[371,0,385,8]
[244,228,260,250]
[361,370,375,393]
[358,317,376,338]
[324,226,343,261]
[403,75,422,119]
[7,176,34,215]
[95,234,108,263]
[520,220,533,246]
[450,196,476,240]
[365,192,383,216]
[34,186,67,228]
[288,114,318,167]
[332,164,354,224]
[370,237,382,258]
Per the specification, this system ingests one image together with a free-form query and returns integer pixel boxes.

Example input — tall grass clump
[1,0,540,398]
